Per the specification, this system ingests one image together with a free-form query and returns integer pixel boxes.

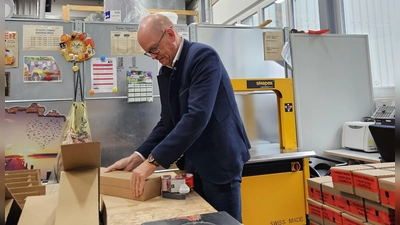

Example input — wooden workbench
[46,184,216,225]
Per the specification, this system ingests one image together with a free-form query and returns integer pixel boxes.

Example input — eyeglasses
[144,30,166,57]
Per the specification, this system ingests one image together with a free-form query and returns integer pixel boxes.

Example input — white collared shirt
[167,37,184,69]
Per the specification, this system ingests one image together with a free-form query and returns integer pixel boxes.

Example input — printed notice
[5,31,18,68]
[111,31,144,56]
[91,57,118,93]
[263,31,284,61]
[23,25,63,51]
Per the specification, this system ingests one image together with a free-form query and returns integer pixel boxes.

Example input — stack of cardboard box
[5,169,46,224]
[6,142,107,225]
[307,162,395,225]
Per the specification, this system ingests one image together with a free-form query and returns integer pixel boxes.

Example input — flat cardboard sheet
[18,194,58,225]
[54,142,101,225]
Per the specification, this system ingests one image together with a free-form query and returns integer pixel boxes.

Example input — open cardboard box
[99,167,163,201]
[16,142,107,225]
[54,142,107,225]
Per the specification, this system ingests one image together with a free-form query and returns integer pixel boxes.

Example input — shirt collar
[167,37,184,69]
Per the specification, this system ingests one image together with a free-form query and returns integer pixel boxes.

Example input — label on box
[342,215,364,225]
[308,203,323,218]
[323,192,335,206]
[353,174,379,193]
[309,186,322,201]
[365,205,393,225]
[336,196,350,211]
[349,201,364,217]
[323,207,342,224]
[331,170,353,186]
[380,188,395,208]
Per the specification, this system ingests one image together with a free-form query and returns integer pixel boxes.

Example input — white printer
[342,121,377,152]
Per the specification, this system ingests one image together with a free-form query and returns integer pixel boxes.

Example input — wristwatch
[147,154,160,167]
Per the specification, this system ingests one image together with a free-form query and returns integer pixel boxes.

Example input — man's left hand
[130,161,157,197]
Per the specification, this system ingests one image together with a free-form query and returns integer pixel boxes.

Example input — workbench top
[248,143,316,164]
[46,183,216,225]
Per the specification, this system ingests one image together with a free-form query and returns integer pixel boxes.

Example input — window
[293,0,320,31]
[263,1,287,28]
[342,0,395,88]
[241,13,258,26]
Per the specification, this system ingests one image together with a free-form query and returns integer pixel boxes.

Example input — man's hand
[130,161,157,197]
[105,153,143,172]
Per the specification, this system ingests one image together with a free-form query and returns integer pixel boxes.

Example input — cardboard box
[309,219,322,225]
[322,181,349,211]
[7,185,46,208]
[54,142,104,225]
[17,194,59,225]
[342,213,365,225]
[364,199,395,225]
[364,162,395,169]
[378,177,395,209]
[307,198,324,225]
[307,176,332,203]
[322,204,343,225]
[99,167,164,201]
[17,191,107,225]
[6,181,40,188]
[5,169,41,182]
[340,192,366,221]
[352,169,395,203]
[5,185,22,225]
[330,165,373,194]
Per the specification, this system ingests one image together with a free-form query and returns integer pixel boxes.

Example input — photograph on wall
[5,31,18,68]
[5,103,66,180]
[23,56,62,82]
[5,71,10,96]
[23,25,63,51]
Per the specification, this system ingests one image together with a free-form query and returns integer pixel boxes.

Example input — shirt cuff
[133,151,145,161]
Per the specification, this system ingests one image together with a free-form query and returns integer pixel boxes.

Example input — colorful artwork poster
[23,56,62,82]
[5,71,10,96]
[5,31,19,68]
[5,103,66,181]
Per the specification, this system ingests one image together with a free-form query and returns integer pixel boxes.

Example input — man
[106,14,251,222]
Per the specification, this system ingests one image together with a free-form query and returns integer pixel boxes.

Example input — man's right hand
[104,153,144,172]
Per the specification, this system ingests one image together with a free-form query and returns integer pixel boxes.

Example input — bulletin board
[82,21,189,99]
[5,19,75,101]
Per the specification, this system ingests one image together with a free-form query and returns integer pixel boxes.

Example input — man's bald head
[137,14,182,67]
[138,14,175,36]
